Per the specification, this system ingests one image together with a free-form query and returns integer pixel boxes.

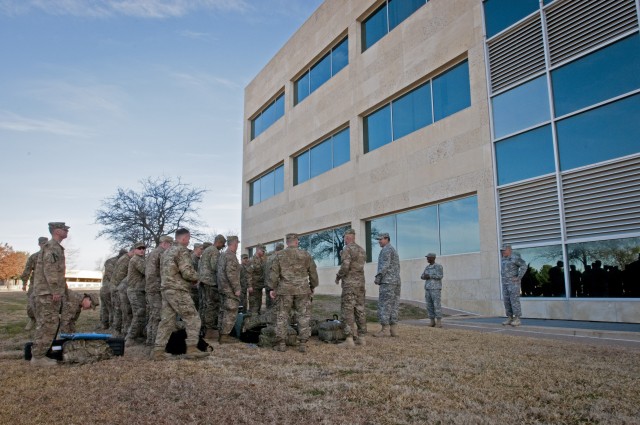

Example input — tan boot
[429,318,436,327]
[204,329,217,340]
[30,356,58,367]
[338,336,355,348]
[150,348,167,361]
[355,336,366,346]
[185,345,209,359]
[373,325,389,338]
[502,317,513,326]
[218,334,239,344]
[435,319,442,328]
[273,343,286,352]
[510,317,521,327]
[298,342,307,353]
[390,324,399,337]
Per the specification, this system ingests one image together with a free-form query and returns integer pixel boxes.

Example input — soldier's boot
[390,324,399,337]
[185,345,209,359]
[338,336,355,348]
[298,342,307,353]
[205,329,217,341]
[502,316,513,326]
[30,356,58,367]
[355,336,366,346]
[125,338,136,348]
[435,318,442,328]
[150,348,167,361]
[510,317,521,327]
[373,325,389,338]
[273,343,286,352]
[218,334,239,344]
[429,318,436,327]
[24,319,35,331]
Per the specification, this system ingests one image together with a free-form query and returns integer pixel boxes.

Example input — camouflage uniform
[263,245,284,309]
[375,243,401,326]
[270,246,319,345]
[217,248,241,335]
[110,253,131,335]
[190,249,201,310]
[240,257,251,310]
[60,290,99,333]
[154,243,201,350]
[248,254,266,314]
[199,245,222,331]
[20,250,40,325]
[31,236,67,359]
[421,262,444,319]
[501,253,527,318]
[336,241,367,337]
[126,252,146,341]
[100,254,119,329]
[145,244,166,345]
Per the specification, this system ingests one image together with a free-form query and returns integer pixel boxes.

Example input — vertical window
[515,245,565,298]
[310,139,332,179]
[331,38,349,75]
[309,53,331,93]
[250,93,285,140]
[483,0,539,38]
[249,165,284,206]
[298,225,350,268]
[432,60,471,121]
[332,128,350,168]
[439,197,480,255]
[495,125,555,185]
[368,215,397,263]
[396,206,439,260]
[362,0,427,51]
[294,127,351,185]
[492,75,550,139]
[364,105,392,153]
[294,151,310,185]
[388,0,426,31]
[295,73,310,105]
[392,82,432,141]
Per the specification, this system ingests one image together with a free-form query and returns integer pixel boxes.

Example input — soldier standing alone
[501,244,527,327]
[20,236,48,331]
[420,253,444,328]
[217,236,241,344]
[269,233,319,353]
[373,232,401,338]
[145,235,173,347]
[335,229,367,348]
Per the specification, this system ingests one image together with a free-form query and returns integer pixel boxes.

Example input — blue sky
[0,0,323,269]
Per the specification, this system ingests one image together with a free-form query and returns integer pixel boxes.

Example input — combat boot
[338,336,355,348]
[373,325,389,338]
[429,318,436,327]
[125,338,136,348]
[218,334,239,344]
[390,324,399,337]
[150,348,167,361]
[30,356,58,367]
[510,317,521,327]
[298,342,307,353]
[205,329,218,341]
[24,319,35,331]
[435,319,442,328]
[185,346,209,359]
[502,316,513,326]
[355,336,366,346]
[273,343,286,352]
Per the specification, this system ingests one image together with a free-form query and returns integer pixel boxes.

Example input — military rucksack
[258,325,298,347]
[62,340,114,364]
[318,316,346,343]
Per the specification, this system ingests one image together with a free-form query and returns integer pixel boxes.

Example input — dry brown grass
[1,292,638,424]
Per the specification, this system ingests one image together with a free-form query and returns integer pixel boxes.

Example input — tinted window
[495,125,555,185]
[369,215,396,263]
[252,114,262,140]
[388,0,426,31]
[310,139,332,178]
[492,75,550,139]
[516,245,565,297]
[362,3,388,51]
[274,94,285,119]
[439,196,480,255]
[332,128,350,168]
[332,38,349,76]
[364,104,392,152]
[483,0,539,38]
[396,206,439,260]
[433,60,471,121]
[251,180,260,206]
[274,165,284,194]
[295,151,310,185]
[556,94,640,171]
[260,171,275,200]
[251,93,285,140]
[299,225,350,268]
[552,34,640,117]
[295,73,309,105]
[309,52,331,93]
[392,82,432,141]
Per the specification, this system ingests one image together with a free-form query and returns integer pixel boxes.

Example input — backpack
[318,315,346,343]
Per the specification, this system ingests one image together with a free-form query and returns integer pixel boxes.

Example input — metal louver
[563,155,640,239]
[498,175,562,245]
[546,0,639,65]
[487,14,545,93]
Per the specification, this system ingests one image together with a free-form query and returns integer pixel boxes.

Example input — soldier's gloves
[374,274,382,285]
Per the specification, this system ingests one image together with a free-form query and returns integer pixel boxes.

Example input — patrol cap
[133,241,146,250]
[227,235,239,244]
[500,244,512,251]
[193,243,202,249]
[159,235,173,244]
[285,233,298,242]
[214,234,227,243]
[426,252,437,258]
[275,242,285,250]
[344,229,356,236]
[48,222,70,231]
[118,248,129,255]
[202,242,213,249]
[376,232,390,240]
[255,244,266,252]
[38,237,48,244]
[241,253,249,259]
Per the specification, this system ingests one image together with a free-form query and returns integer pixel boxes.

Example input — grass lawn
[0,291,638,424]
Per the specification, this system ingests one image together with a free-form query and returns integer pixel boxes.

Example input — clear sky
[0,0,323,270]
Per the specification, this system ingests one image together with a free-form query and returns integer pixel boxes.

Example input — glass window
[388,0,426,31]
[251,114,263,140]
[295,73,310,105]
[433,61,471,122]
[332,128,350,168]
[274,94,285,120]
[392,82,432,141]
[251,94,284,140]
[515,245,565,297]
[261,100,276,131]
[439,196,480,255]
[295,151,309,185]
[260,171,275,201]
[396,206,439,260]
[368,215,396,263]
[552,34,640,117]
[567,236,640,298]
[362,3,388,51]
[299,225,350,268]
[556,94,640,171]
[492,75,550,139]
[364,104,392,153]
[332,38,349,76]
[495,125,555,185]
[274,165,284,194]
[310,139,332,178]
[483,0,539,38]
[250,180,260,206]
[309,53,331,93]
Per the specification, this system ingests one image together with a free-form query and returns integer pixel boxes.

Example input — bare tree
[95,176,206,249]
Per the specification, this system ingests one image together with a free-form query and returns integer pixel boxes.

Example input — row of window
[295,37,348,105]
[294,127,350,185]
[298,225,351,268]
[483,0,554,39]
[249,165,284,206]
[363,0,427,50]
[251,94,284,140]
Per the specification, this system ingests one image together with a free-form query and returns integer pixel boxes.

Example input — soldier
[199,242,213,313]
[501,244,527,327]
[60,290,99,333]
[269,233,319,353]
[264,242,284,310]
[420,253,444,328]
[190,243,203,309]
[111,247,134,337]
[373,232,401,338]
[145,235,173,346]
[31,222,69,367]
[247,244,266,314]
[152,228,208,360]
[100,248,126,331]
[199,234,226,339]
[125,242,146,346]
[217,236,241,344]
[240,254,251,312]
[20,236,48,331]
[335,229,367,348]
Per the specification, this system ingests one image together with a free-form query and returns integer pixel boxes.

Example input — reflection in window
[552,34,640,118]
[567,236,640,298]
[556,93,640,171]
[251,93,285,140]
[432,60,471,122]
[298,225,350,268]
[362,0,426,51]
[248,240,284,258]
[492,75,550,139]
[294,128,350,185]
[364,105,392,153]
[295,37,349,105]
[515,245,565,297]
[392,82,432,141]
[483,0,539,38]
[249,165,284,206]
[365,195,480,262]
[495,125,555,185]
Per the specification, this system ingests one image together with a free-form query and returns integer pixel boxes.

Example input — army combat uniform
[199,244,222,331]
[190,245,201,310]
[145,239,169,346]
[240,255,251,311]
[60,290,99,334]
[501,250,527,321]
[20,245,44,329]
[100,254,120,329]
[375,241,401,327]
[126,246,146,342]
[110,252,132,335]
[336,237,367,339]
[217,246,241,337]
[248,253,266,314]
[421,257,444,324]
